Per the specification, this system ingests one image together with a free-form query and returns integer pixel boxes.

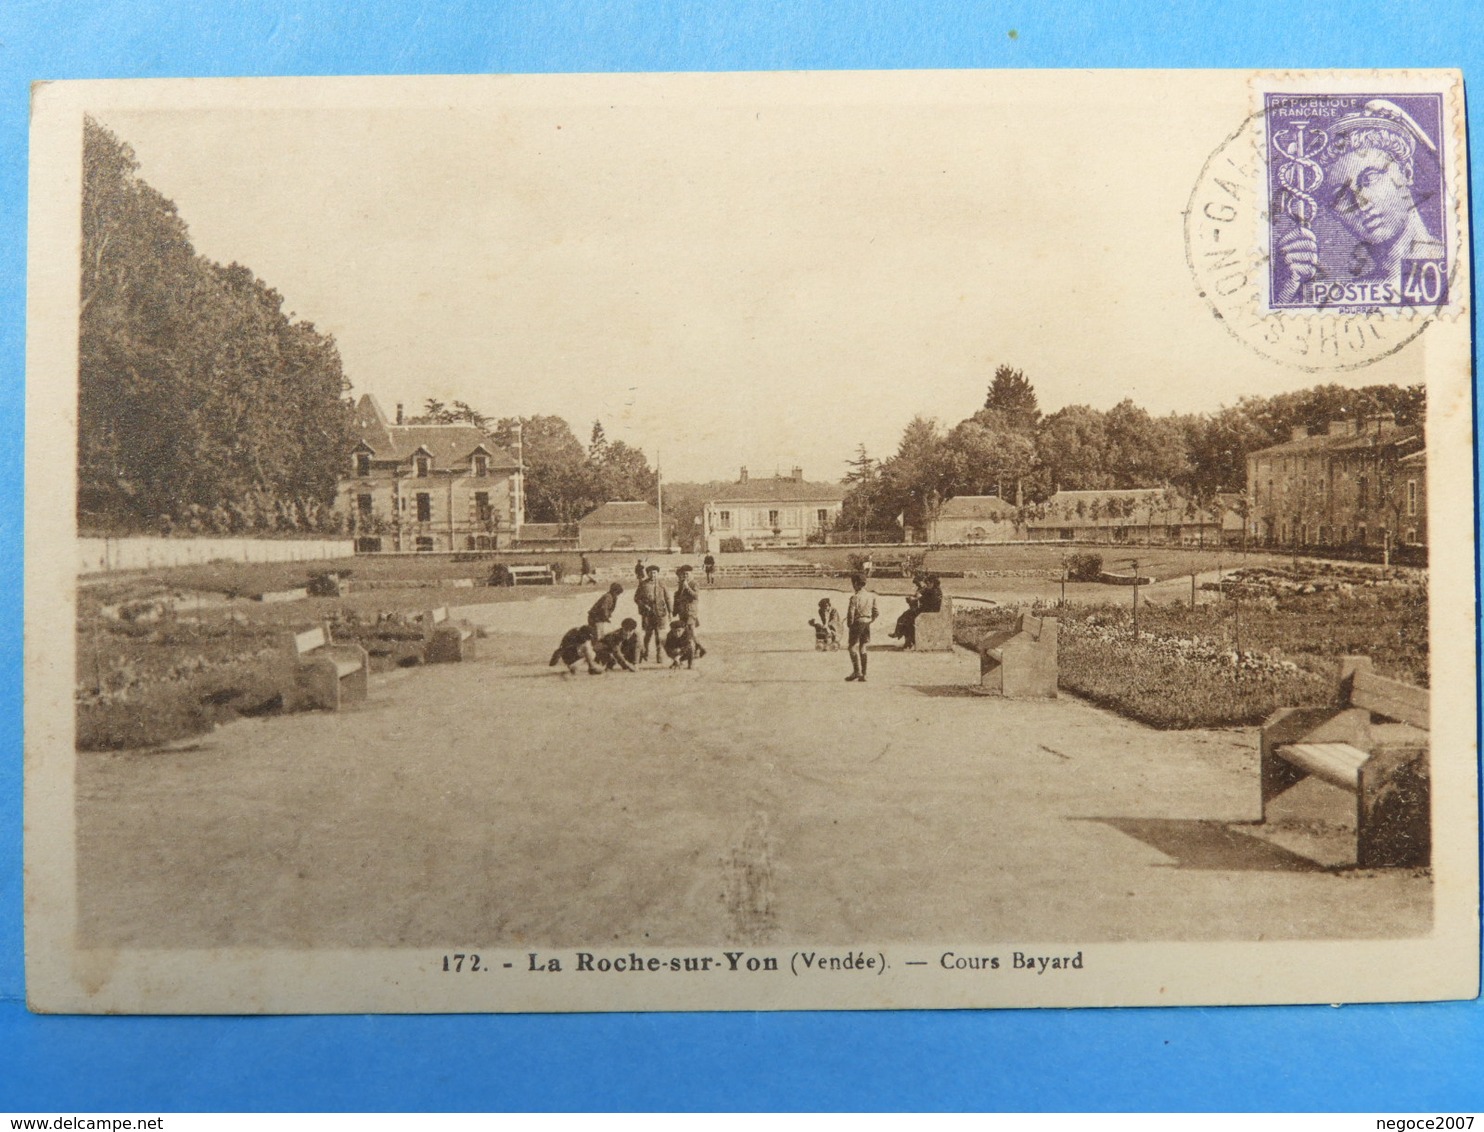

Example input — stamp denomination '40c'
[1267,93,1446,311]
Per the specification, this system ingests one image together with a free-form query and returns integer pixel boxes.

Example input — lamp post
[1129,558,1140,639]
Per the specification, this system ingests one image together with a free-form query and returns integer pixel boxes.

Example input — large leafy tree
[78,117,354,532]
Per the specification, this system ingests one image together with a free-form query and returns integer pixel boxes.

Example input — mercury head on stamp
[1270,95,1447,309]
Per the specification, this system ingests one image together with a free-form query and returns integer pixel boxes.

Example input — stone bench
[291,625,369,711]
[911,596,954,652]
[975,613,1058,698]
[1260,656,1429,868]
[422,605,478,664]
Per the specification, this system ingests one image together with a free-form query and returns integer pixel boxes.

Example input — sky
[97,72,1427,483]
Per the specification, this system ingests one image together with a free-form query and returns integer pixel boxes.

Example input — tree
[982,365,1041,431]
[78,118,355,532]
[493,414,589,523]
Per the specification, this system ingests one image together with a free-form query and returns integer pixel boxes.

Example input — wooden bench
[422,605,478,663]
[506,563,555,586]
[911,595,954,652]
[1260,656,1429,868]
[291,626,369,711]
[975,613,1058,698]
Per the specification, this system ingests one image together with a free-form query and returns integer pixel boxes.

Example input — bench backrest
[425,606,449,625]
[1341,656,1429,730]
[293,626,328,655]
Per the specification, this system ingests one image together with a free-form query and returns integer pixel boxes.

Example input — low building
[577,501,673,551]
[1024,488,1221,546]
[1245,414,1425,551]
[927,495,1021,543]
[338,394,522,553]
[701,467,845,552]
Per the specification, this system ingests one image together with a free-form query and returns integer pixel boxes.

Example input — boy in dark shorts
[549,624,601,675]
[595,617,640,671]
[845,572,878,682]
[663,618,698,669]
[634,564,671,664]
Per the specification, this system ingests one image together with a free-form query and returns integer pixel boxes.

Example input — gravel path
[76,588,1429,949]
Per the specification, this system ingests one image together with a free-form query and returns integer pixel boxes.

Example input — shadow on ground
[1079,817,1331,873]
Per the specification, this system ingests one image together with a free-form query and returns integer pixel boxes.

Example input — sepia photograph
[24,69,1478,1014]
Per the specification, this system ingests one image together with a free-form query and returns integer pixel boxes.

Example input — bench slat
[293,627,328,655]
[1350,670,1429,730]
[1277,742,1369,791]
[332,658,362,679]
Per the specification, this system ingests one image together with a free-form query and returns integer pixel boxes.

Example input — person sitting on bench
[810,598,842,650]
[889,573,942,649]
[549,624,602,675]
[595,618,641,672]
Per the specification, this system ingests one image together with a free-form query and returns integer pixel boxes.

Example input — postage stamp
[1266,93,1448,311]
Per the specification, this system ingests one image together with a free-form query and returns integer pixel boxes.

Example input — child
[809,598,842,650]
[595,618,640,672]
[549,624,602,675]
[664,618,698,669]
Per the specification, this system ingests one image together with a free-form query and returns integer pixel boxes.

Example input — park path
[76,588,1429,950]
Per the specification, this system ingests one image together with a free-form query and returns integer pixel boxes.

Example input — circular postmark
[1184,108,1459,372]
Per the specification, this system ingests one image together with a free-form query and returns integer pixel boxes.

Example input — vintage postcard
[24,70,1477,1013]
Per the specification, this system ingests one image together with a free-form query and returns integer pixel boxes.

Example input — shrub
[719,537,745,553]
[1065,552,1103,581]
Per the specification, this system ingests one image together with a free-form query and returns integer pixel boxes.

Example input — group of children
[550,563,706,675]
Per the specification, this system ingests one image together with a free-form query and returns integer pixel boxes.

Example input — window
[1358,524,1368,545]
[1405,528,1418,544]
[817,509,829,525]
[473,454,489,478]
[1357,475,1369,508]
[415,454,431,477]
[768,509,780,528]
[357,493,373,517]
[717,510,732,529]
[475,491,491,523]
[416,493,432,522]
[355,536,382,553]
[355,452,371,477]
[415,536,434,553]
[1406,479,1418,516]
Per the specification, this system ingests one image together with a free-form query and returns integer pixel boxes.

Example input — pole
[1131,559,1139,639]
[656,447,664,551]
[1190,570,1196,610]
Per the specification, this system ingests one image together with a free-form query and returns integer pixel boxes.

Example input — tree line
[841,366,1425,535]
[79,118,357,536]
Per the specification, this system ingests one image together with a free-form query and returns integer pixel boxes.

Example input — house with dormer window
[337,394,523,552]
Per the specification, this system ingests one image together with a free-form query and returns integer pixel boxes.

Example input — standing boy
[845,572,878,682]
[635,564,671,664]
[673,564,707,660]
[588,581,624,640]
[579,553,597,584]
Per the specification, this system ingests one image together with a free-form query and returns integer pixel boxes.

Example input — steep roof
[352,394,518,470]
[704,478,844,503]
[936,495,1017,521]
[579,500,667,527]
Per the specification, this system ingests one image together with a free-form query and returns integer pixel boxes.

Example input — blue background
[0,0,1480,1112]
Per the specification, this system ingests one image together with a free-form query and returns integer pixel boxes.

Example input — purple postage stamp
[1266,92,1447,311]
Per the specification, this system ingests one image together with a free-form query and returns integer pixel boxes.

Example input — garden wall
[80,536,356,575]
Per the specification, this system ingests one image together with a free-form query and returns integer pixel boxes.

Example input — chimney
[1290,424,1308,441]
[739,466,749,483]
[791,466,804,482]
[396,402,405,425]
[1327,419,1358,437]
